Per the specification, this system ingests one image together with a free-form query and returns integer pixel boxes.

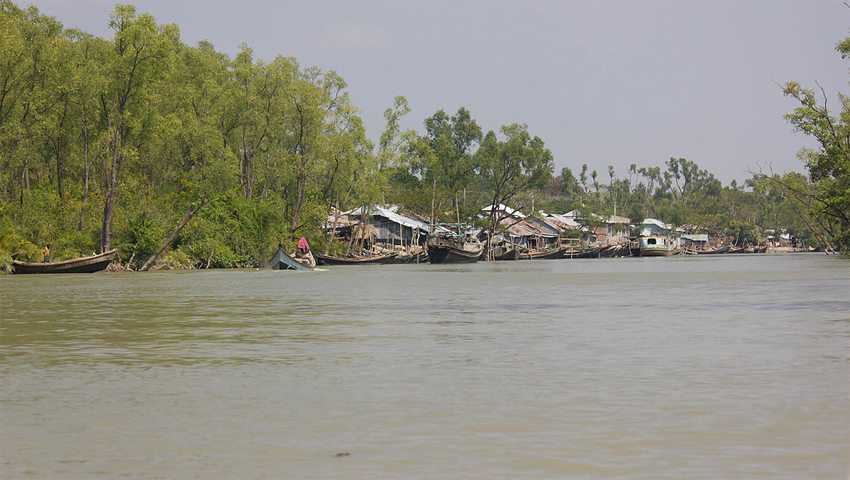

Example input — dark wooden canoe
[696,246,730,255]
[315,252,398,265]
[269,248,313,271]
[12,249,118,274]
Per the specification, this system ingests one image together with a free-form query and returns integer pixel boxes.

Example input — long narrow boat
[563,244,606,259]
[315,252,398,266]
[269,247,314,271]
[12,249,118,274]
[427,234,483,264]
[696,246,730,255]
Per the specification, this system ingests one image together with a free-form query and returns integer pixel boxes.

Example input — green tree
[98,5,178,253]
[421,107,482,224]
[780,36,850,253]
[477,123,554,251]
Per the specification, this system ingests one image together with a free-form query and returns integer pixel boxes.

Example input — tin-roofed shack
[325,205,440,257]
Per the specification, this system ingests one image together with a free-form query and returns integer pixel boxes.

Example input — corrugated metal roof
[500,218,559,238]
[482,204,526,218]
[541,213,583,229]
[345,205,452,234]
[642,218,672,230]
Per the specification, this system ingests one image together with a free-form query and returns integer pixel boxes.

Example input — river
[1,253,848,479]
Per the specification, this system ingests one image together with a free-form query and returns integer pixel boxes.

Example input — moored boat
[492,245,520,261]
[639,236,675,257]
[315,252,398,266]
[519,246,566,260]
[696,246,730,255]
[427,234,483,264]
[12,249,118,274]
[600,243,630,257]
[563,244,607,259]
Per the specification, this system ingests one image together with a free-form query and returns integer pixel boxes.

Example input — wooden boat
[519,246,566,260]
[12,249,118,274]
[389,250,430,264]
[563,244,607,259]
[269,247,314,271]
[696,246,729,255]
[639,236,675,257]
[492,245,520,261]
[427,234,483,264]
[315,252,398,266]
[600,244,629,258]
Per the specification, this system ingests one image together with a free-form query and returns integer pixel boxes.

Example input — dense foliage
[1,2,845,272]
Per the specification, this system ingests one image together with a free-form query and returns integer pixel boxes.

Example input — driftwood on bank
[139,199,208,271]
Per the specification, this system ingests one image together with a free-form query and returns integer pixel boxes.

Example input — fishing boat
[427,234,483,264]
[269,246,314,270]
[12,249,118,274]
[639,236,675,257]
[315,252,398,266]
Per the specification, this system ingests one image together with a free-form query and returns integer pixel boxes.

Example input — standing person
[43,244,51,263]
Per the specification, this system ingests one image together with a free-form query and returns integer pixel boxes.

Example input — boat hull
[270,248,313,270]
[640,248,674,257]
[427,245,481,264]
[639,236,675,257]
[696,246,729,255]
[519,247,566,260]
[315,253,397,265]
[12,249,117,274]
[492,247,520,261]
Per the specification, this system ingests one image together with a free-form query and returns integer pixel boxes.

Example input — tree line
[1,2,846,271]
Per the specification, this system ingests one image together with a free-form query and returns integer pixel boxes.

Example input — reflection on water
[1,254,848,478]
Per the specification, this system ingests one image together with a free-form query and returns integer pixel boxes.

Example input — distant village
[319,204,802,265]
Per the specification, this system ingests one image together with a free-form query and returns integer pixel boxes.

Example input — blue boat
[269,247,314,271]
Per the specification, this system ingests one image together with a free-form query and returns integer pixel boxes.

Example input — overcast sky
[22,0,849,186]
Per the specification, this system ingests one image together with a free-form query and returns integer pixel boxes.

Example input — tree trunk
[101,128,122,253]
[79,127,90,231]
[429,176,437,234]
[291,149,308,232]
[140,199,208,271]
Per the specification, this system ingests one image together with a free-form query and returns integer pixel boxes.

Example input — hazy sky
[22,0,849,185]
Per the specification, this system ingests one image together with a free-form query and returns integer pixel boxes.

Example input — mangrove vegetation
[1,2,848,271]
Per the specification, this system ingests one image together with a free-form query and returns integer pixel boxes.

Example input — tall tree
[98,5,178,253]
[478,123,554,251]
[422,107,482,224]
[779,35,850,253]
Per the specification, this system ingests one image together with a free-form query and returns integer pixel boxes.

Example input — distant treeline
[1,2,846,270]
